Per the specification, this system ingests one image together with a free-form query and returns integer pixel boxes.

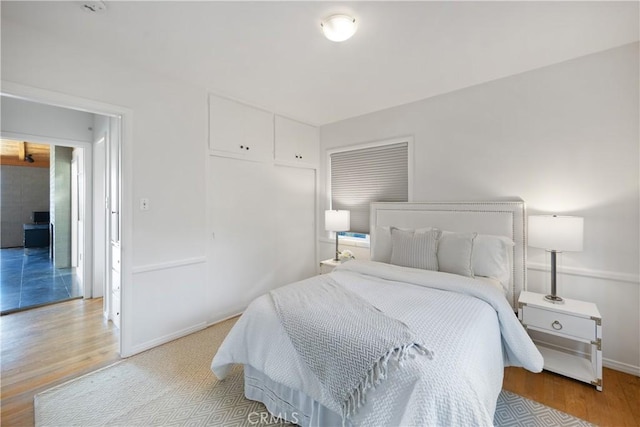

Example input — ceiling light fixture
[321,15,357,42]
[81,1,107,14]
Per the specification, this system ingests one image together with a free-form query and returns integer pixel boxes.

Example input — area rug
[35,318,593,427]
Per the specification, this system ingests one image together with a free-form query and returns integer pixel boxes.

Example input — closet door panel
[274,165,316,285]
[207,156,277,316]
[209,94,274,161]
[274,115,319,167]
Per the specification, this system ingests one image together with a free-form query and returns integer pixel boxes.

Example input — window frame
[325,136,414,242]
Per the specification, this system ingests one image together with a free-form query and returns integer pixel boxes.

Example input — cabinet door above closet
[274,115,319,167]
[209,94,274,162]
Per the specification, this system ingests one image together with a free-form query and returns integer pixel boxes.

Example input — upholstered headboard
[370,200,527,309]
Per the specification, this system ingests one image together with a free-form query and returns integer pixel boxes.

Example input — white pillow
[473,234,514,290]
[389,228,439,271]
[371,226,393,263]
[437,231,477,277]
[371,226,437,263]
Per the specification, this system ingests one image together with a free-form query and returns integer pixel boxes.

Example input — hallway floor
[0,247,81,315]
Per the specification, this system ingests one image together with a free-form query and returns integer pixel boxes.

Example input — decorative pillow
[372,226,438,263]
[389,228,439,270]
[437,231,477,277]
[371,226,393,263]
[473,234,514,291]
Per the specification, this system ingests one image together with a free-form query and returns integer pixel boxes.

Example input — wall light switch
[140,198,150,211]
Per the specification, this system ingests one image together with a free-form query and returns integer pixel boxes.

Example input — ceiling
[1,1,638,126]
[0,139,51,168]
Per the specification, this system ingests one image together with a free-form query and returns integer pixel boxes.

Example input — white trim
[1,131,91,147]
[206,311,243,328]
[603,358,640,377]
[1,82,128,117]
[132,257,206,274]
[128,322,207,357]
[2,80,134,358]
[273,159,318,170]
[528,262,639,284]
[208,150,269,164]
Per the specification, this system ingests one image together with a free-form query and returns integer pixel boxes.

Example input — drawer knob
[552,320,563,330]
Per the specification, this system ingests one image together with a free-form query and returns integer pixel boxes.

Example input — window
[329,139,410,234]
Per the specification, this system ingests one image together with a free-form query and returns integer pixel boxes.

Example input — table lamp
[528,215,584,304]
[325,210,350,261]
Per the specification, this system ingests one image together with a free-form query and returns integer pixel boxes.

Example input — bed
[211,200,543,426]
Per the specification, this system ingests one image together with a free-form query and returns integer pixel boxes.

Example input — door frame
[1,81,133,357]
[2,133,90,285]
[71,147,81,271]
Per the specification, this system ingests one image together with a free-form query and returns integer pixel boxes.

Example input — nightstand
[518,291,602,391]
[319,258,342,274]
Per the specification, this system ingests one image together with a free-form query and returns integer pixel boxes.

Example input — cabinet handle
[552,320,563,330]
[246,146,250,150]
[240,145,244,149]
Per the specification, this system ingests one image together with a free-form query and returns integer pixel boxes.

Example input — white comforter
[212,260,543,426]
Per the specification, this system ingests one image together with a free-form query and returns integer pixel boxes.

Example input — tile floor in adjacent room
[0,247,81,315]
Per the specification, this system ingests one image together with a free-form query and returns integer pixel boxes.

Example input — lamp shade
[325,210,350,232]
[528,215,584,252]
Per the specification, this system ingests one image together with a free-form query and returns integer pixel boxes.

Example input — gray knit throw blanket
[270,275,432,422]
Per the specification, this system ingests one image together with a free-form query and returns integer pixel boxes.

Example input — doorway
[0,86,127,356]
[0,140,85,314]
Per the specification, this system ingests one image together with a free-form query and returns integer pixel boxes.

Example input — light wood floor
[2,299,638,427]
[1,298,120,426]
[503,366,640,426]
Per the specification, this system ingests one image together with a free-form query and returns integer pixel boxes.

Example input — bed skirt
[244,365,348,427]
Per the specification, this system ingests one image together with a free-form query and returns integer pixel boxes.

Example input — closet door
[209,95,274,162]
[274,165,316,285]
[274,115,319,167]
[207,155,277,316]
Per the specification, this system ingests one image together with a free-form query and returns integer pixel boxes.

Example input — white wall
[1,20,208,355]
[320,43,640,374]
[51,145,73,268]
[1,19,320,357]
[0,165,50,247]
[3,14,638,371]
[1,96,93,143]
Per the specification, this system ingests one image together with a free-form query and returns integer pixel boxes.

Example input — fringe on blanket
[341,342,433,423]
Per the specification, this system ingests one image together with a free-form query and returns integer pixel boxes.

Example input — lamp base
[544,294,565,304]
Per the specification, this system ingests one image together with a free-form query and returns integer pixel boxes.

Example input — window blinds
[330,142,408,233]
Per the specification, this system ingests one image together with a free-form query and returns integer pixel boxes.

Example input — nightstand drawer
[522,306,596,341]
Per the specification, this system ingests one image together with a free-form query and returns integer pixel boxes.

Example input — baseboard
[127,322,208,357]
[603,358,640,377]
[535,338,640,377]
[124,312,242,358]
[207,311,243,327]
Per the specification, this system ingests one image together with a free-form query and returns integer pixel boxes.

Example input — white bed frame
[370,200,527,309]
